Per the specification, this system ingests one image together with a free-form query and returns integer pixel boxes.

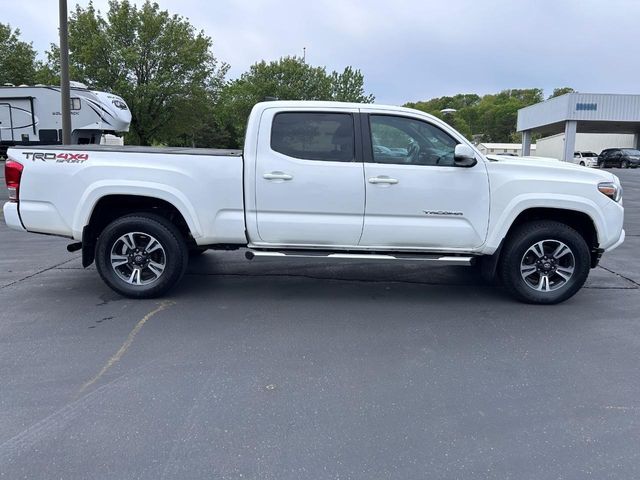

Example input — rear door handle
[368,176,399,185]
[263,172,293,181]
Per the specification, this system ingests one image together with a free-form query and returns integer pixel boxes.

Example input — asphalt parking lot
[1,165,639,479]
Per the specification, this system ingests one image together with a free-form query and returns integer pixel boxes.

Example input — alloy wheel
[110,232,166,286]
[520,239,575,292]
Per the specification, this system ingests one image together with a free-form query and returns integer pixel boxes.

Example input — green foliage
[549,87,575,99]
[41,0,229,146]
[32,44,61,85]
[0,23,39,85]
[406,89,544,142]
[217,56,374,145]
[330,66,375,103]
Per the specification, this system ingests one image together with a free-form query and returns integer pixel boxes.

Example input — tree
[330,66,375,103]
[217,56,374,145]
[405,89,544,142]
[43,0,228,145]
[549,87,575,99]
[0,23,39,85]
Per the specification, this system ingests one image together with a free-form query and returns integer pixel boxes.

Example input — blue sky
[3,0,638,104]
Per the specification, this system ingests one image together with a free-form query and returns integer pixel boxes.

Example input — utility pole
[302,47,306,63]
[59,0,72,144]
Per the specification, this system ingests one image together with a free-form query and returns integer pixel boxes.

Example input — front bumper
[2,202,26,232]
[605,228,625,252]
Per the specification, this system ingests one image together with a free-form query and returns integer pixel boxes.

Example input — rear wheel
[499,221,590,304]
[95,213,188,298]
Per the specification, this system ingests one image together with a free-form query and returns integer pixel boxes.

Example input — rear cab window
[270,112,355,162]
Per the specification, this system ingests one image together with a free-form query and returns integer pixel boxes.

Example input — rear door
[253,108,365,246]
[359,113,490,250]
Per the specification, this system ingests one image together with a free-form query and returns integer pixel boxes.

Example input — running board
[245,250,474,266]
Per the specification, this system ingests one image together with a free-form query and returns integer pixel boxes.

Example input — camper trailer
[0,82,131,156]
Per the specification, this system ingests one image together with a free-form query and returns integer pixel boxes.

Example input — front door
[359,113,490,250]
[254,109,365,246]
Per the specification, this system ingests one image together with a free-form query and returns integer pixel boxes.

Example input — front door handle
[368,176,399,185]
[263,172,293,181]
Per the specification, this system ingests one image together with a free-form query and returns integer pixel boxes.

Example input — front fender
[484,193,605,252]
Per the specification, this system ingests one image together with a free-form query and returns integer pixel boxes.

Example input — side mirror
[454,144,478,168]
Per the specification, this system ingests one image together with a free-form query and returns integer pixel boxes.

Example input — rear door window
[270,112,355,162]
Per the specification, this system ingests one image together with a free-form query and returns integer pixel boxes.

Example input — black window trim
[360,112,460,166]
[270,110,363,163]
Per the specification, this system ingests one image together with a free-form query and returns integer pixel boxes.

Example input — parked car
[598,148,640,168]
[573,151,599,167]
[3,101,625,304]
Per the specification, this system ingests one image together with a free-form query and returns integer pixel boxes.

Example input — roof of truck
[252,100,435,117]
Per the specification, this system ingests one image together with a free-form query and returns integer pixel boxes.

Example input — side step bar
[245,250,474,266]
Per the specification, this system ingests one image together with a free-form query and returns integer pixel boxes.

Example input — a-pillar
[562,120,577,162]
[521,130,532,156]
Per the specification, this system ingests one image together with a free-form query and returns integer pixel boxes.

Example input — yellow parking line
[80,300,176,392]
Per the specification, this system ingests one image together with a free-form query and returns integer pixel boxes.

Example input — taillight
[5,160,24,202]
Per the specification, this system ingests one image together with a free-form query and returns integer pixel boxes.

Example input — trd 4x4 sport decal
[23,152,89,163]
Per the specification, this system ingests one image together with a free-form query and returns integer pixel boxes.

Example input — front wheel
[499,221,590,304]
[621,159,629,169]
[95,213,188,298]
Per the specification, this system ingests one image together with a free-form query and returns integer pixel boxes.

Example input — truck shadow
[176,251,511,305]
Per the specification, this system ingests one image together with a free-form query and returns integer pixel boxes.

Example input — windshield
[622,149,640,156]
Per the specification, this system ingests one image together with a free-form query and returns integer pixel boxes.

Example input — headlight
[598,182,622,202]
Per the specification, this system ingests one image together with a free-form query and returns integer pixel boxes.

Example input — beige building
[477,142,537,156]
[535,133,635,160]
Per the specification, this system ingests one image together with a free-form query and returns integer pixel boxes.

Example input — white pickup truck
[3,101,625,304]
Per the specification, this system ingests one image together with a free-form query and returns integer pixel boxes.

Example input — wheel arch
[80,194,196,267]
[488,207,601,274]
[507,208,598,248]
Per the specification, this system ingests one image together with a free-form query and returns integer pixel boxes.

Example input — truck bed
[7,144,246,244]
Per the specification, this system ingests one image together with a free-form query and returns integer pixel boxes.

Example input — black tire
[95,213,188,298]
[498,221,590,304]
[579,161,585,166]
[621,159,629,169]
